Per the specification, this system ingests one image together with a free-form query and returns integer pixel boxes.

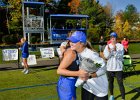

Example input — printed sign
[2,49,18,61]
[22,55,37,66]
[40,48,55,58]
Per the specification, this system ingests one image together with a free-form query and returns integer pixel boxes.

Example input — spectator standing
[67,31,108,100]
[99,35,106,59]
[19,38,29,74]
[99,36,105,52]
[121,37,129,54]
[103,32,125,100]
[107,39,112,45]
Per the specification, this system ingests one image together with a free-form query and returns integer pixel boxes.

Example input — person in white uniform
[103,32,125,100]
[75,41,104,87]
[67,31,108,100]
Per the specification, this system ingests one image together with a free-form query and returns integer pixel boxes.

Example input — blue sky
[99,0,140,14]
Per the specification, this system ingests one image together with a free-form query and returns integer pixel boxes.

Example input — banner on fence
[40,48,55,58]
[2,49,18,61]
[22,55,37,66]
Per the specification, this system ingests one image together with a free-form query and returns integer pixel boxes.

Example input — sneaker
[24,70,29,74]
[75,78,84,87]
[22,69,26,73]
[109,95,115,100]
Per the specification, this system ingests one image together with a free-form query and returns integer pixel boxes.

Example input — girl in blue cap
[103,32,125,100]
[67,31,108,100]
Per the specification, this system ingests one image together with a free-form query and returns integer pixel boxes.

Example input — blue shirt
[21,41,29,58]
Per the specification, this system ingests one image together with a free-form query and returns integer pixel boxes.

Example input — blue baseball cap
[110,32,117,38]
[67,31,86,43]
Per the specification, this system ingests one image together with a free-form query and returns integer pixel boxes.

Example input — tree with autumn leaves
[68,0,80,14]
[114,4,140,40]
[0,0,140,44]
[7,0,22,33]
[4,0,112,39]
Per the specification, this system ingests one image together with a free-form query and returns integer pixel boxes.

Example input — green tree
[123,4,139,26]
[0,8,7,34]
[7,0,22,33]
[56,0,71,14]
[78,0,113,41]
[122,4,140,40]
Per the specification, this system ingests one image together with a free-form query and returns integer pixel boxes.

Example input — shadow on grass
[29,65,58,73]
[115,87,140,100]
[0,64,58,72]
[123,70,140,79]
[114,70,140,100]
[0,82,57,92]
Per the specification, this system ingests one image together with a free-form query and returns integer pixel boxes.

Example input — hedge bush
[2,34,18,44]
[30,36,37,44]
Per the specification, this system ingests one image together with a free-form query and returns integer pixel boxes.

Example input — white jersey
[103,43,124,71]
[78,48,108,97]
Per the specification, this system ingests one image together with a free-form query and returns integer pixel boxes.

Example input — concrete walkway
[0,57,60,70]
[130,54,140,59]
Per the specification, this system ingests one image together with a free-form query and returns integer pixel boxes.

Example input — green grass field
[0,62,140,100]
[0,43,140,100]
[93,43,140,54]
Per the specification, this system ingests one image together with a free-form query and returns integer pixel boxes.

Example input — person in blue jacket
[20,38,29,74]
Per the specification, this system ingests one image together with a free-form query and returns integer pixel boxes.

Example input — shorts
[57,76,77,100]
[22,53,29,58]
[99,45,105,52]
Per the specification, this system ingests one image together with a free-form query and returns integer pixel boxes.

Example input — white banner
[2,49,18,61]
[22,55,37,66]
[40,47,55,58]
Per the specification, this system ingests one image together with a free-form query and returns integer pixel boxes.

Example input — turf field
[0,62,140,100]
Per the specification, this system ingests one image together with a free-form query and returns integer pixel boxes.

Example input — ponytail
[86,40,97,52]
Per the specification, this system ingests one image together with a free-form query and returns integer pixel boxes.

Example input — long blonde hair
[21,38,26,43]
[86,40,97,52]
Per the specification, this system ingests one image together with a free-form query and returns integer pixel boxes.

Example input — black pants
[81,88,108,100]
[107,71,125,99]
